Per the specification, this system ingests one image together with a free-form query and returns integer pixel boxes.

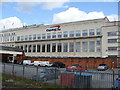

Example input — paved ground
[1,62,120,88]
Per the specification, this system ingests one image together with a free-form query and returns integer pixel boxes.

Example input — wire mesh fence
[2,63,120,88]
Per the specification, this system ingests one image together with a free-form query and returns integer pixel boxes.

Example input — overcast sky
[0,0,119,30]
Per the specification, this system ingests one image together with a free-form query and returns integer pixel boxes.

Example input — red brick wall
[17,56,118,68]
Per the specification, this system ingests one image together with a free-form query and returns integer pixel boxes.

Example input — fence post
[36,66,38,81]
[23,65,25,78]
[54,67,56,85]
[3,63,5,73]
[113,70,115,87]
[12,64,14,75]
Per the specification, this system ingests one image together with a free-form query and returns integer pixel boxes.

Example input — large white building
[0,17,119,63]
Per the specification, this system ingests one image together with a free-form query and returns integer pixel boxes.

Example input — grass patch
[2,73,62,88]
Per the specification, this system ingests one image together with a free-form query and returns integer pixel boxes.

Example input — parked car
[33,61,40,66]
[66,64,87,72]
[97,64,108,71]
[23,60,32,65]
[32,68,60,82]
[113,78,120,88]
[52,62,65,68]
[39,61,52,67]
[33,61,52,66]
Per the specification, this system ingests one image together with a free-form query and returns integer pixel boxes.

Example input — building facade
[0,17,119,66]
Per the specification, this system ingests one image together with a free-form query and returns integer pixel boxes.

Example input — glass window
[17,36,20,41]
[42,44,45,52]
[24,45,27,52]
[108,32,117,36]
[52,43,56,52]
[58,32,62,38]
[58,43,62,52]
[89,41,95,52]
[108,39,117,43]
[33,34,36,40]
[37,44,40,52]
[89,29,94,35]
[52,32,56,38]
[96,38,101,52]
[47,43,51,52]
[108,47,117,51]
[25,35,28,41]
[76,30,81,37]
[76,42,80,52]
[63,42,68,52]
[37,34,41,39]
[29,35,32,40]
[82,30,88,36]
[21,45,23,50]
[21,36,24,41]
[42,34,46,39]
[82,41,88,52]
[70,31,74,37]
[96,29,101,35]
[33,44,36,52]
[28,45,32,52]
[69,42,74,52]
[47,33,51,39]
[63,31,68,37]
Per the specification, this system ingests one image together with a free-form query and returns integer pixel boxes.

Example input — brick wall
[17,57,118,68]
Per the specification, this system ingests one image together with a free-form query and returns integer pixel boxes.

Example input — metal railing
[2,63,120,88]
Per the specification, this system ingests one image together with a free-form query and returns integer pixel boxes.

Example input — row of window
[108,47,117,51]
[16,29,101,41]
[108,38,118,43]
[107,31,118,36]
[0,32,15,37]
[16,41,101,53]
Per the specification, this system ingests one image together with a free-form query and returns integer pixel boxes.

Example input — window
[108,47,117,51]
[21,36,24,41]
[82,30,88,36]
[89,29,94,35]
[37,44,40,52]
[108,39,117,43]
[42,44,45,52]
[96,29,101,35]
[63,42,68,52]
[69,42,74,52]
[37,34,41,39]
[76,30,81,37]
[76,42,80,52]
[70,31,74,37]
[47,33,51,39]
[63,31,68,37]
[52,43,56,52]
[108,32,117,36]
[52,32,56,38]
[47,43,50,52]
[28,45,32,52]
[17,36,20,41]
[25,35,28,41]
[58,43,62,52]
[21,45,23,50]
[82,41,88,52]
[29,35,32,40]
[42,34,46,39]
[89,41,95,52]
[24,45,27,52]
[33,44,36,52]
[58,32,62,38]
[33,34,36,40]
[96,38,101,52]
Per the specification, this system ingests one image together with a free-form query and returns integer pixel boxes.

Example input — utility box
[60,72,75,88]
[74,73,92,88]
